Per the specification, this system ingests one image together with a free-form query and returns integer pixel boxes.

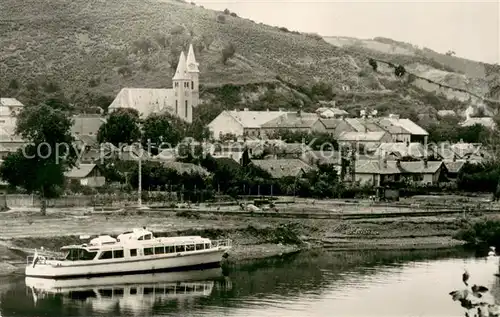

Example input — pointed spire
[186,43,199,73]
[173,51,188,80]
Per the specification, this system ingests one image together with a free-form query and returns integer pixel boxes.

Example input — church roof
[186,44,199,73]
[108,88,174,118]
[173,51,188,80]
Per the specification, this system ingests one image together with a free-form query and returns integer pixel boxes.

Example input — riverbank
[0,197,487,276]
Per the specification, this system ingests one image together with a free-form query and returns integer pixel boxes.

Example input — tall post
[271,184,273,197]
[138,152,142,208]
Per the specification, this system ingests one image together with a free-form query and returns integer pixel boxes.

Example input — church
[108,44,200,123]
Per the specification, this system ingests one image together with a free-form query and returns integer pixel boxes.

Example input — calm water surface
[1,248,500,317]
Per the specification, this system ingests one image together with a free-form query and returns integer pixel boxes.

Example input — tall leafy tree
[142,113,183,150]
[0,104,76,214]
[97,108,141,147]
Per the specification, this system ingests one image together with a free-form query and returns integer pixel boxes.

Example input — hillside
[0,0,498,124]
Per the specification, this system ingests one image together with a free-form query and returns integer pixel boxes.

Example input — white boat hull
[25,248,228,278]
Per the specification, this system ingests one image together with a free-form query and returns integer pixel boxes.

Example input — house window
[191,81,194,89]
[185,100,188,117]
[175,100,178,114]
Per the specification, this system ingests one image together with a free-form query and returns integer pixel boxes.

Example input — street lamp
[134,122,149,210]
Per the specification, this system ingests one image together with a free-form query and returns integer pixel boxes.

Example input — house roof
[0,98,23,107]
[381,117,428,135]
[65,164,97,178]
[355,159,443,175]
[338,131,387,142]
[375,142,426,158]
[161,161,209,176]
[460,117,496,129]
[316,107,348,116]
[437,110,457,117]
[226,110,286,129]
[320,118,345,129]
[252,159,314,178]
[74,134,98,148]
[303,150,342,165]
[260,112,319,129]
[108,88,175,118]
[72,114,105,136]
[444,161,466,174]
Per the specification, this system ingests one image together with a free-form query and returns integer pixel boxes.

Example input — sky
[194,0,500,64]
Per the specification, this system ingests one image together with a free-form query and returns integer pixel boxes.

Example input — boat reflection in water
[25,268,231,314]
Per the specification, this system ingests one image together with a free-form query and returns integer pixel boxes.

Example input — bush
[221,43,236,64]
[217,15,226,23]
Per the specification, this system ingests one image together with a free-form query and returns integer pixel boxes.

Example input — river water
[1,248,499,317]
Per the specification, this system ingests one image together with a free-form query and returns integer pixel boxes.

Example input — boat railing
[211,239,232,248]
[26,254,59,265]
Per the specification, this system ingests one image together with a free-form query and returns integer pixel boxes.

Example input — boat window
[138,236,143,240]
[154,287,163,294]
[145,234,152,240]
[113,288,124,296]
[185,244,195,252]
[166,286,175,294]
[144,248,154,256]
[154,246,165,254]
[205,243,211,249]
[195,244,204,250]
[65,249,97,261]
[130,249,137,257]
[99,289,113,297]
[166,246,175,253]
[144,287,154,295]
[113,250,124,258]
[175,245,185,253]
[98,251,113,260]
[130,288,137,295]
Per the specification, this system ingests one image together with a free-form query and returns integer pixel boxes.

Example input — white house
[0,98,23,129]
[108,44,199,123]
[207,109,286,140]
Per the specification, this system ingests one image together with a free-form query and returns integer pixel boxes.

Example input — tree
[97,109,141,147]
[221,43,236,64]
[0,105,76,214]
[143,114,183,152]
[368,58,378,71]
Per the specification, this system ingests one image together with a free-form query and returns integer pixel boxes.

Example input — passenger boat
[25,228,231,278]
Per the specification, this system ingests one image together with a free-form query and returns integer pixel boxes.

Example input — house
[0,98,24,128]
[353,159,446,186]
[444,161,466,180]
[374,142,427,159]
[65,164,105,187]
[460,117,496,130]
[108,44,199,123]
[251,159,315,179]
[72,114,106,137]
[437,110,457,117]
[207,109,286,140]
[316,105,348,118]
[337,131,392,151]
[320,118,355,137]
[376,115,428,143]
[434,142,490,163]
[259,111,325,137]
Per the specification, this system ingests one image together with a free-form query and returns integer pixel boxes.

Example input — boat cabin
[59,228,214,262]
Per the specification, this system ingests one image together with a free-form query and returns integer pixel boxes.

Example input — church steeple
[186,44,199,73]
[173,51,188,80]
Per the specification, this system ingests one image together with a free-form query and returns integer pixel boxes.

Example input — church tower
[186,43,199,113]
[172,51,191,123]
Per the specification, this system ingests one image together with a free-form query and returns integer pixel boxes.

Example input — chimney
[396,158,402,170]
[244,108,249,111]
[382,156,388,169]
[424,157,428,168]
